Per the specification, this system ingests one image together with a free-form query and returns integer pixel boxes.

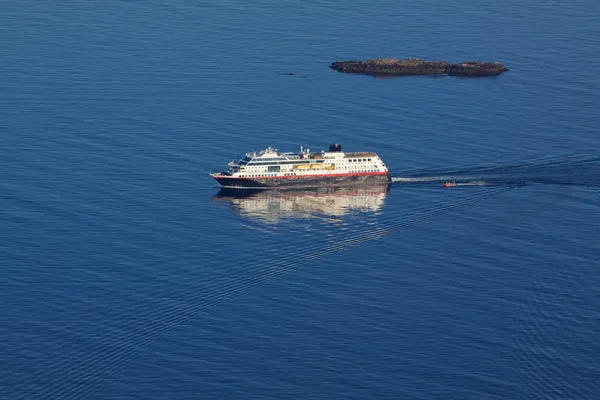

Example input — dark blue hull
[212,173,391,189]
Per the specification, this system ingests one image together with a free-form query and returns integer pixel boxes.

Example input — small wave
[391,154,600,188]
[455,181,491,186]
[391,175,482,183]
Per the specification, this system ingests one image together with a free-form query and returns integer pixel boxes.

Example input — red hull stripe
[213,171,389,180]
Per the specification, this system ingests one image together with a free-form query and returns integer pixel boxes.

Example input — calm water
[1,1,599,399]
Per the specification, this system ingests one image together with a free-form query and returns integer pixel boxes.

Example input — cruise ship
[210,143,390,188]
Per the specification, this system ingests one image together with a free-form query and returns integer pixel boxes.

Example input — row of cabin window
[239,173,297,177]
[238,170,381,178]
[337,164,377,169]
[249,160,317,165]
[349,158,372,162]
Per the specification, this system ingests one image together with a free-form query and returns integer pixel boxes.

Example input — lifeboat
[442,181,457,187]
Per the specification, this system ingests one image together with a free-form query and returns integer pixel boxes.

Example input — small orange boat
[442,181,457,187]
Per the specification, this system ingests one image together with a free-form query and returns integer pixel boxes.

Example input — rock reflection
[213,184,390,224]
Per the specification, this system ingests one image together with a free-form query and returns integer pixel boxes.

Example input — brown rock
[329,58,508,77]
[445,61,508,76]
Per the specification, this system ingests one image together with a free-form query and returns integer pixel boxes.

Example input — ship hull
[212,172,391,189]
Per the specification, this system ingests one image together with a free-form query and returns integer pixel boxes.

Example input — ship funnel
[328,143,342,152]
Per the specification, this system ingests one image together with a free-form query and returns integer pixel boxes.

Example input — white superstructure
[222,144,389,179]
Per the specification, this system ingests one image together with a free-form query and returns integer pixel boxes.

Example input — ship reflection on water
[213,184,390,224]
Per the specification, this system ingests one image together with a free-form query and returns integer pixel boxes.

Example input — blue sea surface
[1,1,599,399]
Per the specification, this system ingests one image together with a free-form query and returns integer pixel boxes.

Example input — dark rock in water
[444,61,507,76]
[329,58,508,77]
[330,58,448,75]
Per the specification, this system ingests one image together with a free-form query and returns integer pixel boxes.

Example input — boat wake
[391,154,600,188]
